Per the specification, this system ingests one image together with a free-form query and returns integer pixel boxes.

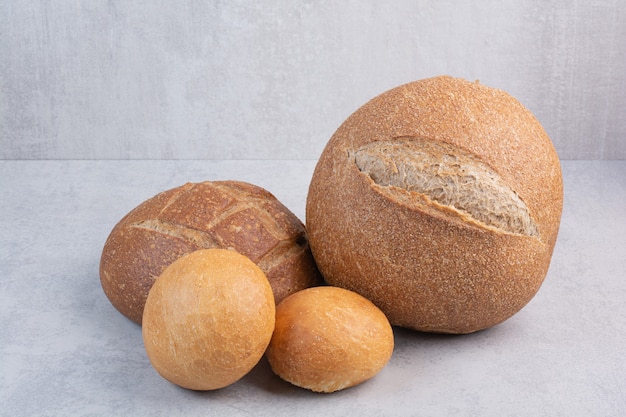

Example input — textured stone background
[1,1,624,160]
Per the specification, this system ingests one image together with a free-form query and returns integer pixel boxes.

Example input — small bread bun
[266,286,394,393]
[100,180,322,324]
[306,76,563,334]
[142,249,275,390]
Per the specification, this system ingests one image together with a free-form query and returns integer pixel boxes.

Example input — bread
[266,286,394,393]
[306,76,563,334]
[142,249,275,390]
[100,180,322,324]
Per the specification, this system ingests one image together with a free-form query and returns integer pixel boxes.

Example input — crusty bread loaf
[306,76,563,334]
[266,286,394,393]
[142,249,275,390]
[100,180,322,324]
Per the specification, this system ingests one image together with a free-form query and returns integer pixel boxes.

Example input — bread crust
[266,286,394,393]
[306,76,563,333]
[101,180,322,324]
[142,249,275,390]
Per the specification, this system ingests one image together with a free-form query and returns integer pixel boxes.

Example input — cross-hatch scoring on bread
[130,219,218,247]
[100,180,322,324]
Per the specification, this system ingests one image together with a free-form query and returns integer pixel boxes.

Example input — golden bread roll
[266,286,394,393]
[306,76,563,334]
[142,248,275,390]
[100,180,322,324]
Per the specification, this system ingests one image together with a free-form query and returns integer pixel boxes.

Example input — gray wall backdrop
[1,0,625,160]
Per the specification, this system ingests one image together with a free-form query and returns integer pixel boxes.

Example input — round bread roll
[306,76,563,334]
[142,248,275,390]
[266,286,394,393]
[100,180,322,324]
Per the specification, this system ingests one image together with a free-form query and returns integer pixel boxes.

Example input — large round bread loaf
[101,180,322,324]
[306,76,563,334]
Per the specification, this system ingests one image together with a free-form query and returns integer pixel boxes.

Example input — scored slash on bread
[353,137,539,237]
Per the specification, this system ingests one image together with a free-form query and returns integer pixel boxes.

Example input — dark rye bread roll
[101,180,322,324]
[306,76,563,334]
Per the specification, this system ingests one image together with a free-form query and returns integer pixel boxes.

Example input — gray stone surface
[1,159,625,416]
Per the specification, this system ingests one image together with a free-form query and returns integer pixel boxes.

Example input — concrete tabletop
[1,159,624,416]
